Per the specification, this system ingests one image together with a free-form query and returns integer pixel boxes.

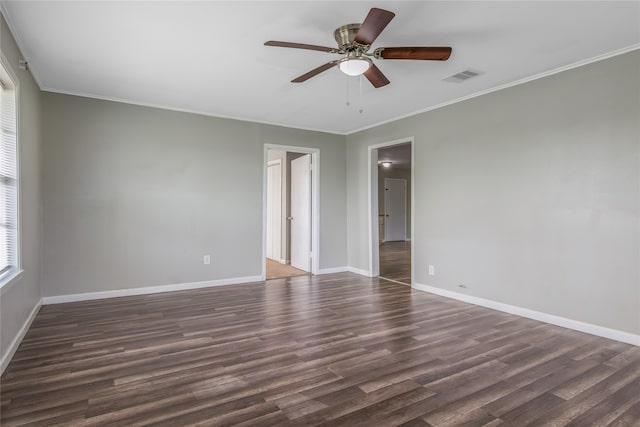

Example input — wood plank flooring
[2,273,639,426]
[380,241,411,285]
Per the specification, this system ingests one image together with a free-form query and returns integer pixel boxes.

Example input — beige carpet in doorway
[266,259,309,280]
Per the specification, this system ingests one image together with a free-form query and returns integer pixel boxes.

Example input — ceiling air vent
[442,69,480,83]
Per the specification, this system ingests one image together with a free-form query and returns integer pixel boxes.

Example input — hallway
[379,240,411,285]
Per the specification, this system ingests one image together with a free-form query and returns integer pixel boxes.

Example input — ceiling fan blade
[364,64,390,88]
[265,41,337,53]
[378,47,452,61]
[291,61,338,83]
[354,8,395,45]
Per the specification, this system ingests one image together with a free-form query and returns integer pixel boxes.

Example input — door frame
[262,144,320,280]
[367,137,414,284]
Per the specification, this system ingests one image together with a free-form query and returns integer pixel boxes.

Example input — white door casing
[266,161,282,260]
[290,154,311,272]
[367,138,414,280]
[384,178,407,242]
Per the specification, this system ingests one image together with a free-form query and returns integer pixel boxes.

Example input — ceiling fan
[264,7,452,88]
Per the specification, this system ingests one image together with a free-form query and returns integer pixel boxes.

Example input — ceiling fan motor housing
[334,24,368,52]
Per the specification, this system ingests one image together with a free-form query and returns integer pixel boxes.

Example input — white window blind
[0,63,18,280]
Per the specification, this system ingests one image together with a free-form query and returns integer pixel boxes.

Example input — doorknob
[287,217,293,221]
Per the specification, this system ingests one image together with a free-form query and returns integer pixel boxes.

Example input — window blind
[0,67,18,278]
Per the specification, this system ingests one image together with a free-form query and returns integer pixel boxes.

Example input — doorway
[369,140,413,286]
[263,145,319,280]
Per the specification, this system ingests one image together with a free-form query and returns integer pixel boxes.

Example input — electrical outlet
[458,283,467,289]
[203,255,211,265]
[428,265,435,276]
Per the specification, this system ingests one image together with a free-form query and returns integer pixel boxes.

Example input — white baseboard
[279,259,289,265]
[347,266,371,277]
[41,275,263,305]
[413,282,640,346]
[317,266,348,275]
[1,298,42,375]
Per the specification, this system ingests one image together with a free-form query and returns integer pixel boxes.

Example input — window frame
[0,52,22,291]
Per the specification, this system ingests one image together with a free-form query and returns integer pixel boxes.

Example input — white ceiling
[2,1,639,135]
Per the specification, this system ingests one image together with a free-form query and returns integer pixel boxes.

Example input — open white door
[290,154,311,272]
[384,178,407,242]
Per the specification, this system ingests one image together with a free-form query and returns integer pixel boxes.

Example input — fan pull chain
[346,74,351,106]
[359,75,364,114]
[345,75,364,113]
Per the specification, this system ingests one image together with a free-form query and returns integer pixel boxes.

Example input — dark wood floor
[2,273,639,426]
[380,241,411,285]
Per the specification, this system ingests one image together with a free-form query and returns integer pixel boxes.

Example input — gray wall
[0,14,43,365]
[347,50,640,334]
[42,93,347,296]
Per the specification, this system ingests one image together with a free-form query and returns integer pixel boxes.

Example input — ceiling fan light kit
[339,57,371,76]
[265,7,452,88]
